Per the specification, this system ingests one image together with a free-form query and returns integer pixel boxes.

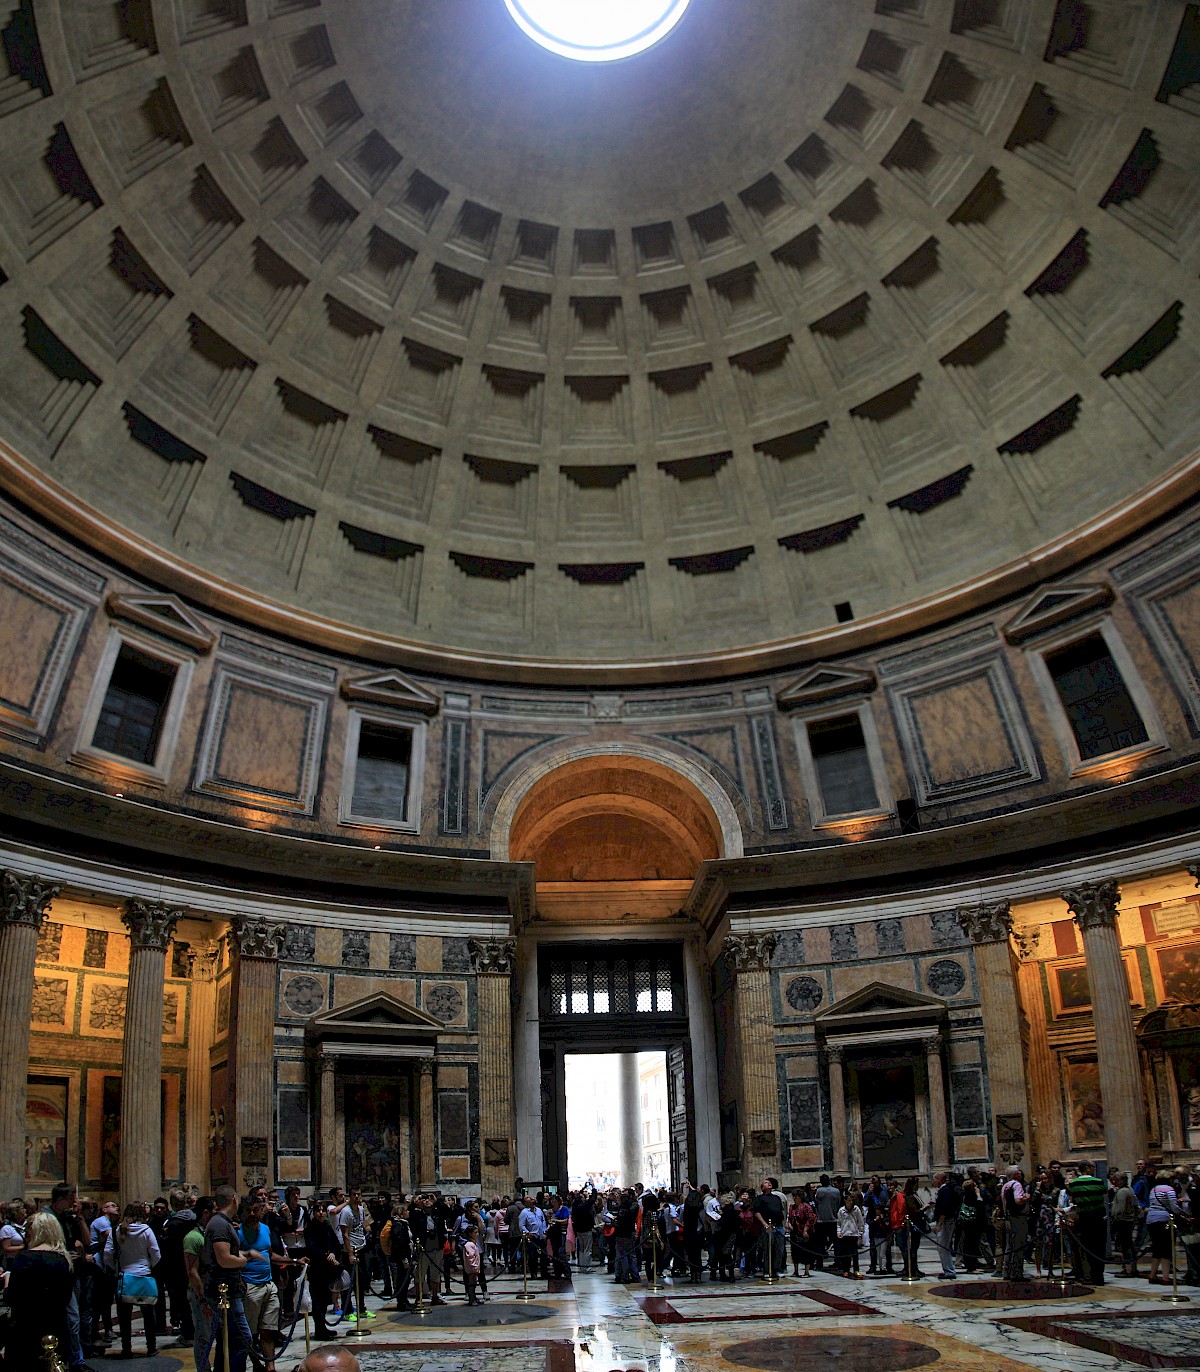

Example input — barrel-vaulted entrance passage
[503,750,730,1188]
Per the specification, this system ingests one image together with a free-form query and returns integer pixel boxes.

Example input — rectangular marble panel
[787,1079,822,1144]
[949,1067,986,1132]
[438,1089,470,1154]
[277,1084,310,1152]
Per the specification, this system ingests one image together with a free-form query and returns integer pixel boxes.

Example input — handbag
[117,1269,158,1305]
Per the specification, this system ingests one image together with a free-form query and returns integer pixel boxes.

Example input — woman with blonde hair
[1,1210,74,1364]
[103,1200,162,1357]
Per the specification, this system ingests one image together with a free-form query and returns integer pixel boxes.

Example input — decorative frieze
[723,931,777,972]
[1,870,61,928]
[1063,879,1120,930]
[121,897,183,949]
[467,936,516,975]
[955,898,1013,945]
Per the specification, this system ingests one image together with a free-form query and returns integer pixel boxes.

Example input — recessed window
[504,0,692,62]
[340,709,427,832]
[351,722,412,821]
[808,714,879,816]
[91,646,177,765]
[1044,632,1149,761]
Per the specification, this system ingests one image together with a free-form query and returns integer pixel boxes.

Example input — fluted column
[956,900,1031,1171]
[827,1045,849,1175]
[468,937,516,1195]
[229,915,283,1193]
[121,898,184,1202]
[416,1057,436,1186]
[925,1033,951,1171]
[0,871,60,1198]
[723,931,778,1180]
[318,1053,337,1189]
[1064,880,1146,1169]
[185,941,220,1189]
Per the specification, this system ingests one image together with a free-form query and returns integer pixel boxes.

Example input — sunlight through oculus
[504,0,693,62]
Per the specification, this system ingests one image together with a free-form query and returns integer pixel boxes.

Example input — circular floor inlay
[387,1301,557,1327]
[504,0,693,62]
[928,1280,1094,1301]
[723,1335,939,1371]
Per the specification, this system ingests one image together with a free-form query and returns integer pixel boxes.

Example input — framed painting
[1152,940,1200,1005]
[25,1076,68,1187]
[1063,1057,1105,1148]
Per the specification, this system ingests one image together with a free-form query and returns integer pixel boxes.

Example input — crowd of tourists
[1,1160,1197,1369]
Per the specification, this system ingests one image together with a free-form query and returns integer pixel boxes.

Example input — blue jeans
[188,1289,211,1372]
[65,1287,83,1366]
[614,1236,637,1282]
[205,1291,252,1372]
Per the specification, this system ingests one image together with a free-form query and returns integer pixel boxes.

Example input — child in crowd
[462,1224,483,1306]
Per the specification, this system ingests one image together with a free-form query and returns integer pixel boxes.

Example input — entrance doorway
[538,944,695,1188]
[564,1050,669,1189]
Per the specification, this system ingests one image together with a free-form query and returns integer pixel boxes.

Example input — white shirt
[338,1203,367,1253]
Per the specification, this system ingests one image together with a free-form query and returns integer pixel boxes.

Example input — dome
[0,0,1197,679]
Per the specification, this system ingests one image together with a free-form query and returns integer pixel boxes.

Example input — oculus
[504,0,692,62]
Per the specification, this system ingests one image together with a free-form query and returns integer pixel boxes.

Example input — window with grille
[540,946,683,1018]
[1045,632,1149,761]
[91,645,176,764]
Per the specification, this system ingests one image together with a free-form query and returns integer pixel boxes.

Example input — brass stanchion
[514,1234,536,1302]
[218,1282,232,1372]
[761,1221,779,1285]
[346,1258,371,1335]
[1053,1219,1071,1292]
[303,1311,312,1355]
[899,1217,921,1283]
[41,1333,67,1371]
[1162,1216,1191,1304]
[646,1226,664,1291]
[412,1250,430,1317]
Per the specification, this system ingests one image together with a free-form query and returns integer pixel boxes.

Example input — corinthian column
[723,931,778,1181]
[1063,880,1146,1169]
[121,898,184,1202]
[468,937,516,1196]
[229,915,283,1192]
[925,1033,951,1171]
[0,871,60,1198]
[185,941,220,1189]
[956,899,1031,1171]
[827,1045,849,1175]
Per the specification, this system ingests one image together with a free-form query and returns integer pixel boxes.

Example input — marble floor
[85,1265,1200,1372]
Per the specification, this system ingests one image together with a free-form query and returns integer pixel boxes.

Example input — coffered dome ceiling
[0,0,1197,676]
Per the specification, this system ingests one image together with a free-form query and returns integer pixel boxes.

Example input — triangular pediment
[777,662,877,710]
[306,989,444,1041]
[1002,582,1113,644]
[341,671,440,715]
[815,979,947,1024]
[106,593,215,653]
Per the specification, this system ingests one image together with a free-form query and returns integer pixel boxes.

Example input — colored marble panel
[723,1334,938,1371]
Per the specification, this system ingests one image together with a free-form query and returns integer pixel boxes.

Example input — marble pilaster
[956,900,1031,1171]
[184,941,220,1189]
[229,914,283,1191]
[468,936,516,1195]
[120,898,184,1202]
[1063,879,1147,1169]
[723,931,778,1180]
[926,1032,951,1171]
[0,870,60,1199]
[416,1056,436,1186]
[319,1053,337,1189]
[828,1045,849,1175]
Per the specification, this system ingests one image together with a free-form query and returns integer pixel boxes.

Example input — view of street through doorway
[565,1050,669,1190]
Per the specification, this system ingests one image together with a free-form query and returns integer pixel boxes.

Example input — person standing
[1109,1172,1142,1277]
[184,1197,215,1372]
[1145,1171,1185,1286]
[612,1190,639,1284]
[836,1187,866,1278]
[518,1194,548,1280]
[239,1191,287,1372]
[933,1172,962,1280]
[46,1182,88,1368]
[337,1187,373,1324]
[303,1203,344,1340]
[751,1178,787,1278]
[163,1188,197,1344]
[409,1192,447,1306]
[1064,1162,1108,1286]
[1000,1167,1030,1283]
[812,1175,841,1272]
[105,1202,162,1359]
[571,1190,596,1274]
[462,1224,483,1305]
[2,1211,75,1367]
[204,1185,259,1372]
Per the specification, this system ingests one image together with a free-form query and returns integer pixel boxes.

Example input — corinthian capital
[1,870,60,929]
[1062,879,1120,932]
[122,898,184,950]
[955,899,1013,945]
[468,936,516,975]
[723,931,777,973]
[229,914,285,961]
